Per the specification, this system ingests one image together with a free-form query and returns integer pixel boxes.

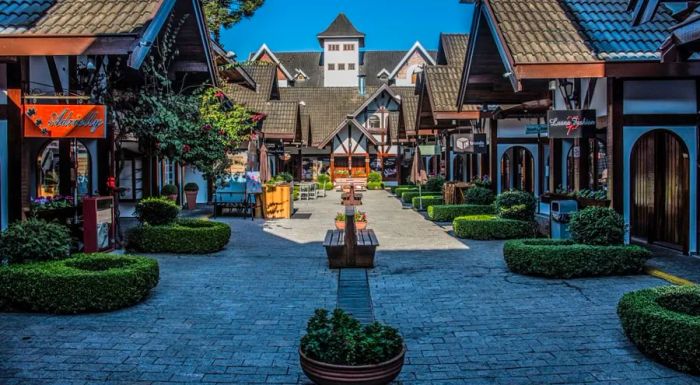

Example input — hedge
[0,253,159,314]
[390,185,415,194]
[453,215,533,240]
[314,182,335,191]
[411,196,443,211]
[367,181,384,190]
[394,186,417,197]
[503,239,651,278]
[427,204,495,222]
[127,219,231,254]
[401,190,440,204]
[618,285,700,374]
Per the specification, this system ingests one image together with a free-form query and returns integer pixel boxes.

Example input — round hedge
[127,219,231,254]
[618,285,700,374]
[0,253,159,314]
[503,239,651,278]
[452,215,533,240]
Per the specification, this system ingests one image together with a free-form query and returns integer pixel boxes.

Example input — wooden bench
[335,178,367,191]
[323,206,378,268]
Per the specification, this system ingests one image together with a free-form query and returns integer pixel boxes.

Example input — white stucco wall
[323,38,360,87]
[29,56,69,94]
[333,124,367,155]
[624,80,696,115]
[184,166,208,203]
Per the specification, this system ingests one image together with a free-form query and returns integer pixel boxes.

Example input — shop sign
[525,124,547,135]
[547,109,596,139]
[453,133,487,154]
[473,133,488,154]
[265,142,285,155]
[24,104,107,138]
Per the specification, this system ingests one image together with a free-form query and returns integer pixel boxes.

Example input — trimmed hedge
[465,187,495,205]
[136,197,180,226]
[618,285,700,374]
[393,186,417,196]
[127,219,231,254]
[453,215,533,240]
[503,239,651,278]
[367,181,384,190]
[427,204,495,222]
[401,190,440,204]
[412,196,443,210]
[0,253,159,314]
[390,185,415,194]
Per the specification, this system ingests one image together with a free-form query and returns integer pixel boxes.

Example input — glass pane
[75,142,90,197]
[38,140,60,197]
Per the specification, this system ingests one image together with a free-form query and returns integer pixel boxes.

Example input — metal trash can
[551,200,578,239]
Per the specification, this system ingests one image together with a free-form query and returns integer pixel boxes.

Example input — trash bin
[551,200,578,239]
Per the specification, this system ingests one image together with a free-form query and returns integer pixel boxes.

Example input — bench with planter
[323,206,378,268]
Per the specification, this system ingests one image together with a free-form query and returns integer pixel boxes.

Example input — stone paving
[1,190,699,384]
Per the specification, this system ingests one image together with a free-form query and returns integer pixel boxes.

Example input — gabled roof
[387,41,437,79]
[317,118,379,148]
[437,33,469,66]
[424,66,464,113]
[317,13,365,46]
[250,43,294,80]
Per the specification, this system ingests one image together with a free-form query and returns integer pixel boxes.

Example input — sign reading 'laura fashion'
[547,109,596,139]
[453,133,488,154]
[24,104,107,138]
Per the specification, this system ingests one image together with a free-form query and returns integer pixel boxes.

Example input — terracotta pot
[356,221,367,230]
[335,221,345,230]
[167,194,178,202]
[185,190,199,210]
[299,347,405,385]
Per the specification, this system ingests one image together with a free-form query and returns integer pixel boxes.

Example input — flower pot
[185,190,199,210]
[167,194,178,202]
[355,221,367,230]
[335,221,345,230]
[299,347,405,385]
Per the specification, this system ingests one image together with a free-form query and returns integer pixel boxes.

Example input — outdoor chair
[299,184,311,200]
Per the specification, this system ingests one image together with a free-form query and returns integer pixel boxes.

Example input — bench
[335,178,367,191]
[323,206,378,268]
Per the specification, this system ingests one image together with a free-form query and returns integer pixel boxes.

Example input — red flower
[183,144,191,153]
[218,129,226,136]
[202,124,212,132]
[215,91,225,99]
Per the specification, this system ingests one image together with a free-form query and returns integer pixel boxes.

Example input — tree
[203,0,265,42]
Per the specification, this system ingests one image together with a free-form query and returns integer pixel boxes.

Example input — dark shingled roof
[424,66,463,112]
[392,87,419,136]
[437,33,469,66]
[0,0,162,35]
[317,13,365,41]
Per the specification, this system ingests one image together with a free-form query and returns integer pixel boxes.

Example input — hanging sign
[473,133,488,154]
[24,104,107,138]
[525,124,547,135]
[453,133,488,154]
[265,142,285,155]
[547,109,596,139]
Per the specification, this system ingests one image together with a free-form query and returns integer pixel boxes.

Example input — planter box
[263,184,292,219]
[577,197,611,208]
[300,347,405,385]
[539,193,573,203]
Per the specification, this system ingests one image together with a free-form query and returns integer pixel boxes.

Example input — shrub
[401,190,440,203]
[495,190,536,221]
[314,182,334,191]
[412,196,443,210]
[0,219,70,264]
[453,215,533,240]
[465,186,495,205]
[618,286,700,374]
[569,207,625,246]
[300,308,403,366]
[425,176,445,192]
[390,184,414,194]
[274,172,294,183]
[317,174,332,189]
[427,204,495,222]
[368,171,382,183]
[367,181,384,190]
[127,219,231,254]
[184,182,199,191]
[503,239,651,278]
[161,184,178,195]
[135,197,180,226]
[0,253,159,314]
[394,186,417,197]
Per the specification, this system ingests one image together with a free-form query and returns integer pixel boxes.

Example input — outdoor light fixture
[503,71,512,78]
[548,80,557,91]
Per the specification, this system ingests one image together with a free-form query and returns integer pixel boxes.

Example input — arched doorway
[501,146,534,193]
[631,130,689,252]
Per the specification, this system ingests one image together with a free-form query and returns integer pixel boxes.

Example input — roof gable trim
[251,43,294,79]
[387,41,437,79]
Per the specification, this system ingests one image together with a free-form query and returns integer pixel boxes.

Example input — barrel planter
[299,347,405,385]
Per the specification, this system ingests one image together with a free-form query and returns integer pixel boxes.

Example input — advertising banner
[24,104,107,138]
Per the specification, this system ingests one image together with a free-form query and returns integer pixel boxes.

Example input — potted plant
[335,212,346,230]
[29,195,75,224]
[334,211,368,230]
[183,183,199,210]
[299,309,405,385]
[161,184,178,201]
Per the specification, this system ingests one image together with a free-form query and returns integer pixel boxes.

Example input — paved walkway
[1,190,699,384]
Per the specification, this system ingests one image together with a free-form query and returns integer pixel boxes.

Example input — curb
[645,267,696,286]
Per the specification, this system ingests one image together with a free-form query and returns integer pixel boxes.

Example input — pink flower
[183,144,191,153]
[202,124,212,132]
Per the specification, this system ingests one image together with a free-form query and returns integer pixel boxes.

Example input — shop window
[566,138,608,191]
[501,146,534,193]
[38,140,90,198]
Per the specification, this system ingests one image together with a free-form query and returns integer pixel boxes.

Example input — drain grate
[337,268,374,324]
[291,213,312,219]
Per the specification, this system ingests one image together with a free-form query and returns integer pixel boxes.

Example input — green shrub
[300,308,403,366]
[314,182,334,191]
[453,215,533,240]
[657,289,700,316]
[161,184,178,195]
[368,171,382,183]
[316,174,333,190]
[184,182,199,191]
[135,197,180,226]
[425,176,445,192]
[401,190,440,203]
[412,196,443,210]
[465,187,495,205]
[127,219,231,254]
[0,253,159,314]
[427,204,495,222]
[274,172,294,183]
[0,219,70,264]
[569,207,625,246]
[503,239,651,278]
[367,181,384,190]
[618,286,700,374]
[390,184,414,194]
[394,186,417,197]
[495,190,536,221]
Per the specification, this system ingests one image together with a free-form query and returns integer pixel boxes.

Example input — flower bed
[127,219,231,254]
[503,239,651,278]
[618,285,700,374]
[453,215,532,240]
[0,253,159,314]
[411,195,443,211]
[401,191,440,204]
[427,204,495,222]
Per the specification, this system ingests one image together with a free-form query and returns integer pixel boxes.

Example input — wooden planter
[263,184,292,219]
[577,197,611,208]
[299,347,405,385]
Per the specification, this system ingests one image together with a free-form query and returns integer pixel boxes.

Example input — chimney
[358,75,366,96]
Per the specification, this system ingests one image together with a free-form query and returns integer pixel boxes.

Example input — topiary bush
[368,171,382,183]
[184,182,199,192]
[425,176,445,192]
[161,184,178,195]
[569,206,625,246]
[503,239,651,278]
[394,186,417,197]
[427,204,495,222]
[453,215,533,240]
[0,253,159,314]
[465,186,495,205]
[274,172,294,183]
[127,219,231,254]
[495,190,536,221]
[367,181,384,190]
[401,190,440,204]
[135,197,180,226]
[314,182,334,191]
[618,285,700,374]
[0,219,70,264]
[412,196,443,211]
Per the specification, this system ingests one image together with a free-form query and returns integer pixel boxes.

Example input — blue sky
[220,0,473,58]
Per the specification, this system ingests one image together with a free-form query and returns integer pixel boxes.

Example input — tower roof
[317,13,365,47]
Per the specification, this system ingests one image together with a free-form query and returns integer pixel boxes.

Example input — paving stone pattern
[0,190,698,384]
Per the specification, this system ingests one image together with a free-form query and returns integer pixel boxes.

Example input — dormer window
[343,44,355,51]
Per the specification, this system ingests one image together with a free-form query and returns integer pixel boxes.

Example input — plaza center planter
[263,184,292,219]
[299,347,405,385]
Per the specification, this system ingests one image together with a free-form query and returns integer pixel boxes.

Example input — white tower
[318,13,365,88]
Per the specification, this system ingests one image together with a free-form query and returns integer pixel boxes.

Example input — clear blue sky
[220,0,473,58]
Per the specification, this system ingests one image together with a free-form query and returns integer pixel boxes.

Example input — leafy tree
[203,0,265,42]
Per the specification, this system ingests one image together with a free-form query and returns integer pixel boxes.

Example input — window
[343,44,355,51]
[328,44,340,51]
[338,63,345,70]
[348,63,356,70]
[38,140,91,198]
[368,116,381,129]
[328,63,335,71]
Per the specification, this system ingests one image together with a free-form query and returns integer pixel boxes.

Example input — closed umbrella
[259,144,270,183]
[409,145,428,210]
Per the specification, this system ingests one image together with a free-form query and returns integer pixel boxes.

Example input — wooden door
[631,130,689,252]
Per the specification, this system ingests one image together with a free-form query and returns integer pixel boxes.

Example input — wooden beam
[623,114,699,126]
[0,36,136,56]
[170,60,210,73]
[515,63,606,79]
[608,78,624,213]
[434,111,481,120]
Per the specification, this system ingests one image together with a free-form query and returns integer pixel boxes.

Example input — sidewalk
[646,243,700,284]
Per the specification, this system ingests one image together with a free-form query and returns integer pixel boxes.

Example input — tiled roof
[424,66,463,112]
[392,87,418,136]
[0,0,162,35]
[317,13,365,39]
[438,33,469,66]
[486,0,675,63]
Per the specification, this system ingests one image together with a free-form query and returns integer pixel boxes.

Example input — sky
[220,0,474,59]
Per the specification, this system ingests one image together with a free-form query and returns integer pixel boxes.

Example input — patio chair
[299,184,311,200]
